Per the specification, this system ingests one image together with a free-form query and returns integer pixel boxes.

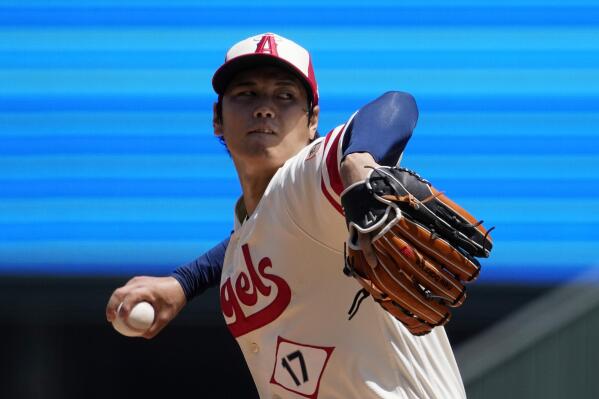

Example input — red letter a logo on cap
[255,34,279,56]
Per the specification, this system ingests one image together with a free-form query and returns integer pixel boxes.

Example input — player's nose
[253,104,275,119]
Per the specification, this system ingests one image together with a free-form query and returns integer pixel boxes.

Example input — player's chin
[240,145,292,169]
[246,131,279,142]
[243,133,283,151]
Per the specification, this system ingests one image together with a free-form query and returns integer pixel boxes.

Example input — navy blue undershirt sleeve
[341,91,418,166]
[170,235,230,301]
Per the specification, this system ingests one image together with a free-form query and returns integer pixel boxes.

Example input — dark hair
[214,95,320,151]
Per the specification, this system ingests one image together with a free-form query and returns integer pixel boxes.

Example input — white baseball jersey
[219,120,467,399]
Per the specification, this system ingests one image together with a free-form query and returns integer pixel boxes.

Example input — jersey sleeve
[321,91,418,214]
[341,91,417,166]
[170,235,230,301]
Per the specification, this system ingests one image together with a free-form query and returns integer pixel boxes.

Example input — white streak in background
[2,69,599,95]
[0,198,235,222]
[0,155,596,180]
[0,155,235,179]
[449,200,599,223]
[0,241,220,269]
[484,242,599,268]
[0,242,596,273]
[1,112,597,139]
[1,29,599,51]
[2,1,598,7]
[0,112,212,136]
[389,155,599,180]
[415,113,599,138]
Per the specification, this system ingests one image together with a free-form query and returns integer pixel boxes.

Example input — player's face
[214,66,319,172]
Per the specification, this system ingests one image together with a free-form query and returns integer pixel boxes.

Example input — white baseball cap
[212,32,319,105]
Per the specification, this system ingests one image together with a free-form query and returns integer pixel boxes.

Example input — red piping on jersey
[321,178,344,215]
[320,126,344,215]
[325,126,345,196]
[322,126,333,148]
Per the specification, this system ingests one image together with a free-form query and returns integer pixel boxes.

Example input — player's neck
[236,167,277,216]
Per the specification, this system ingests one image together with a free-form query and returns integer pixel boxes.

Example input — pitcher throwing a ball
[107,33,493,398]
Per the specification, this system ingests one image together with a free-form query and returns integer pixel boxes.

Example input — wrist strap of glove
[340,168,403,248]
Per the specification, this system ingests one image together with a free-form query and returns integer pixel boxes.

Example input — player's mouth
[248,128,277,135]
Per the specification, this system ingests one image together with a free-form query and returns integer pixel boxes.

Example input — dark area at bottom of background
[0,277,554,399]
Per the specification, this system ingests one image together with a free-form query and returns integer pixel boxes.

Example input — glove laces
[348,288,370,320]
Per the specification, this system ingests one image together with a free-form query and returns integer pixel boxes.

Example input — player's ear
[213,102,223,137]
[308,105,319,140]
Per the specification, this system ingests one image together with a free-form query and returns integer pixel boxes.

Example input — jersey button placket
[250,342,259,353]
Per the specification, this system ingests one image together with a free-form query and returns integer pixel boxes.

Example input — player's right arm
[105,235,229,338]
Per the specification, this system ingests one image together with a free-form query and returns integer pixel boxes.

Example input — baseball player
[107,33,466,398]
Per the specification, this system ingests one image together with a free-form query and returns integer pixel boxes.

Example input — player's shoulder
[283,126,352,182]
[294,125,345,163]
[282,134,327,170]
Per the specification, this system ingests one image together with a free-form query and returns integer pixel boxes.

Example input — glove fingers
[391,219,480,282]
[429,187,493,257]
[374,235,466,307]
[363,247,450,326]
[348,249,440,335]
[348,259,389,303]
[378,167,493,258]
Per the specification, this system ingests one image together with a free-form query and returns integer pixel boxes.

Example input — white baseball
[112,301,155,337]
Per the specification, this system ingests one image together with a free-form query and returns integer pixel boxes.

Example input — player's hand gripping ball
[340,167,494,336]
[112,301,155,337]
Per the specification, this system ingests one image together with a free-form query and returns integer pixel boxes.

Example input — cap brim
[212,54,315,103]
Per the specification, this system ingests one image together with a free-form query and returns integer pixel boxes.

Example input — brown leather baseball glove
[340,166,494,336]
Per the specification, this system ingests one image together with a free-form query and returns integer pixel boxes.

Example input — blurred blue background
[1,0,598,282]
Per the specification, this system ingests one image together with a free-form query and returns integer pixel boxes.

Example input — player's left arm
[336,91,419,264]
[340,90,418,167]
[319,90,418,213]
[283,91,417,249]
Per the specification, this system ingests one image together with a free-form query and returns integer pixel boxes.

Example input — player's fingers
[106,287,128,322]
[106,277,149,321]
[119,289,155,319]
[127,275,150,285]
[142,324,163,339]
[141,311,169,339]
[357,232,378,268]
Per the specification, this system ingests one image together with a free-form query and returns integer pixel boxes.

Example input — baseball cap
[212,33,319,105]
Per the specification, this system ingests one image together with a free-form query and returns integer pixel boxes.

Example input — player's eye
[277,92,295,100]
[232,89,255,99]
